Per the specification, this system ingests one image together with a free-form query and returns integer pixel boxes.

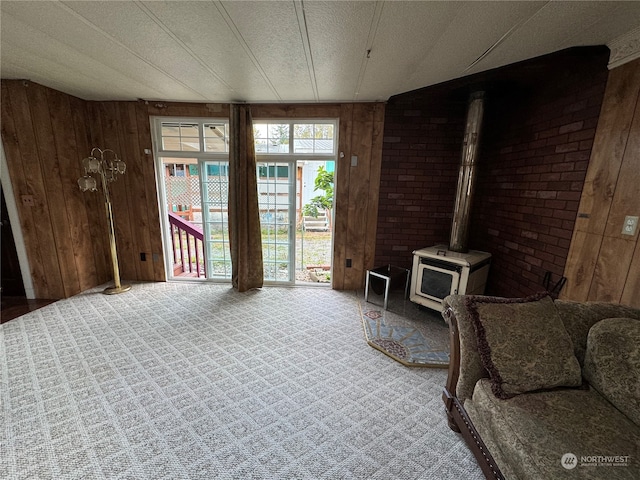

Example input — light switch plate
[622,216,639,236]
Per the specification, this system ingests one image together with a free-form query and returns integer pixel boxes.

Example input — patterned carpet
[359,289,450,367]
[1,282,482,479]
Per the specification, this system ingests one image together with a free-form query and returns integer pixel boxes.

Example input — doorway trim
[0,140,35,298]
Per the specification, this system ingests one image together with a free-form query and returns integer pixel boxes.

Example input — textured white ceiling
[1,1,639,103]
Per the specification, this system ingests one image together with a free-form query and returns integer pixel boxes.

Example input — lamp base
[103,284,132,295]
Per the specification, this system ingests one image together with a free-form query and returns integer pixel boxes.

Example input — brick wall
[471,60,609,297]
[375,96,466,269]
[375,47,609,297]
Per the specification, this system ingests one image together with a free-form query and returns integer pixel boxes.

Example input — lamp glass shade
[83,157,100,173]
[78,175,97,192]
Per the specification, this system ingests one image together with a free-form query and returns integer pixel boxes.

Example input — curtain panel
[228,104,264,291]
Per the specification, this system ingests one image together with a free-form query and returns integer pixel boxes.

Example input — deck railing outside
[168,212,205,278]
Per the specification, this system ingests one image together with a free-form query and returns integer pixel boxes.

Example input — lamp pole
[78,147,131,295]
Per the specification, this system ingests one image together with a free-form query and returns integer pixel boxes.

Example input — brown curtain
[228,104,264,291]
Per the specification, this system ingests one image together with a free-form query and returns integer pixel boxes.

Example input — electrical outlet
[622,216,639,236]
[21,195,35,207]
[140,253,147,261]
[346,258,352,268]
[152,253,161,262]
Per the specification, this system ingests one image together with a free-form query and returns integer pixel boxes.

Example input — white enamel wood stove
[410,245,491,312]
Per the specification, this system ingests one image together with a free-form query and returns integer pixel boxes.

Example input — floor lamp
[78,147,131,295]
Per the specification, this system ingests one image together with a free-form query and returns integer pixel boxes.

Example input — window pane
[161,122,201,151]
[162,137,181,151]
[203,161,231,279]
[314,139,334,154]
[161,124,179,136]
[254,123,290,154]
[257,161,292,282]
[253,124,268,139]
[294,124,313,138]
[181,137,200,151]
[293,138,314,153]
[293,123,335,154]
[180,124,198,137]
[255,138,268,153]
[268,124,289,153]
[204,123,228,152]
[315,124,334,139]
[204,138,226,152]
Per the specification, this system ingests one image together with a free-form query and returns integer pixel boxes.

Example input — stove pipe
[449,91,485,253]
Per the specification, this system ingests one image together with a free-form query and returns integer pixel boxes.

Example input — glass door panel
[161,157,205,278]
[257,162,295,283]
[201,161,231,279]
[297,160,333,284]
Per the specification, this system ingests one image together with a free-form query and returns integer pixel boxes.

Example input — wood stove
[410,245,491,311]
[409,91,492,312]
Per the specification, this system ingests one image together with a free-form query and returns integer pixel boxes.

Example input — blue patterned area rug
[360,304,450,368]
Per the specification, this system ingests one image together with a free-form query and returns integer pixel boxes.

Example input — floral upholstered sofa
[441,293,640,480]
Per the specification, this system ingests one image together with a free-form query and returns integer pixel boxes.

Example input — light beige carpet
[1,282,481,479]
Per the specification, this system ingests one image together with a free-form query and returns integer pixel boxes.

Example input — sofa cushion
[583,317,640,427]
[465,294,582,399]
[555,301,640,366]
[466,378,640,479]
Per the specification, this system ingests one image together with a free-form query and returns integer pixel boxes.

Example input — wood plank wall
[1,81,107,299]
[1,81,385,297]
[562,58,640,306]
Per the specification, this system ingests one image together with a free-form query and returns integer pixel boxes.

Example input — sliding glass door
[254,120,337,285]
[153,117,231,281]
[257,162,295,282]
[153,117,337,285]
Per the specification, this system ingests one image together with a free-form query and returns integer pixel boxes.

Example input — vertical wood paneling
[136,103,165,281]
[345,105,373,288]
[120,103,153,280]
[562,58,640,305]
[1,83,53,298]
[29,83,81,298]
[588,237,636,302]
[2,81,384,296]
[621,240,640,307]
[332,104,354,290]
[5,82,64,298]
[604,93,640,238]
[70,96,111,285]
[562,231,602,301]
[363,103,385,273]
[573,60,640,236]
[99,102,137,281]
[118,103,152,280]
[345,105,375,288]
[47,88,98,292]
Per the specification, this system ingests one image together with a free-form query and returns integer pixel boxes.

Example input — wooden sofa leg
[447,410,461,433]
[443,390,461,432]
[444,388,504,479]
